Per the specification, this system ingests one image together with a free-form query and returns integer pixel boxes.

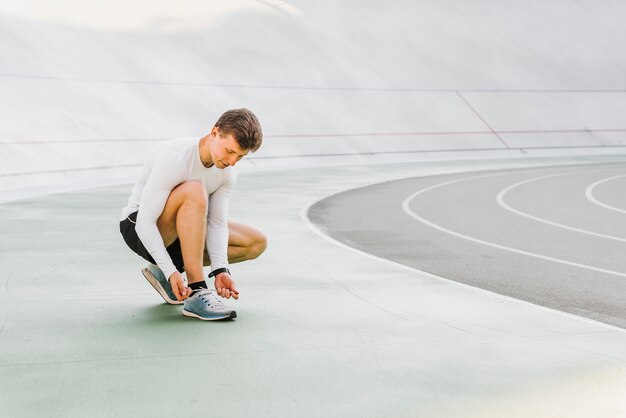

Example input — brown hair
[214,108,263,152]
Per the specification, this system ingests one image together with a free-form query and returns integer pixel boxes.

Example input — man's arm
[206,172,237,297]
[206,184,232,271]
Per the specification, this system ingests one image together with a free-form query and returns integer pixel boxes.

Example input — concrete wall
[1,0,626,200]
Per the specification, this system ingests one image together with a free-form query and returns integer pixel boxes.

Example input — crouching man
[119,108,267,320]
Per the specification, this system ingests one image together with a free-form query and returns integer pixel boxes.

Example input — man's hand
[169,271,191,301]
[214,272,239,300]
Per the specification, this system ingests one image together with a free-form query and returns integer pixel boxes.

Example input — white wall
[1,0,626,200]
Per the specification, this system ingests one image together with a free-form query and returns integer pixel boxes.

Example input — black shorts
[119,211,185,273]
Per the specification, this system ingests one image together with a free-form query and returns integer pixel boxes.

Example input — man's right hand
[169,271,191,301]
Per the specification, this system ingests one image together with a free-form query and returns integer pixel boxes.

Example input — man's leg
[156,181,207,284]
[156,181,267,277]
[203,221,268,266]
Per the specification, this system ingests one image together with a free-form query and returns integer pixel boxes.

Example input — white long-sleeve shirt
[120,137,235,279]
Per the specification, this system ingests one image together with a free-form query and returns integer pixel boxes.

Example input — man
[119,108,267,321]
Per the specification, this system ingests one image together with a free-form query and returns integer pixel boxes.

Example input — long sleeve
[135,151,186,280]
[205,170,236,271]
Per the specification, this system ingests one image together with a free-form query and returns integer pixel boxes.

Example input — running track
[308,163,626,328]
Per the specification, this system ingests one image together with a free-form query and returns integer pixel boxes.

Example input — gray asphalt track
[308,162,626,328]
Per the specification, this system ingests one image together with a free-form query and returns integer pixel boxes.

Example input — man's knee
[175,181,207,209]
[158,181,207,245]
[250,231,268,259]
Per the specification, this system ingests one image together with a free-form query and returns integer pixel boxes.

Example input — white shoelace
[194,288,227,309]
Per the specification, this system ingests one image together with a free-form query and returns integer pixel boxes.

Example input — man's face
[211,130,249,169]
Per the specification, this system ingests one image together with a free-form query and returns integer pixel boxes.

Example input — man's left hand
[214,272,239,300]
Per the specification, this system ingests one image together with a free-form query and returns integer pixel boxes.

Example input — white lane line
[402,173,626,279]
[497,171,626,243]
[586,174,626,215]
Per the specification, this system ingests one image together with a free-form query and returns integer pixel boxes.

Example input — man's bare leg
[156,181,207,284]
[203,221,268,266]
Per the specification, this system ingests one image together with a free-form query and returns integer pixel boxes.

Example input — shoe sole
[142,268,183,305]
[182,309,237,321]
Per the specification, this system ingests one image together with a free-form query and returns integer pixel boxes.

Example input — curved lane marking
[402,172,626,279]
[497,170,626,243]
[586,174,626,215]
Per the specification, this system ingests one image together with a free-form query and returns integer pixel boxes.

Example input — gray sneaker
[141,264,183,305]
[183,289,237,321]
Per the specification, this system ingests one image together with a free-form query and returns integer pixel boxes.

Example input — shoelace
[195,288,227,309]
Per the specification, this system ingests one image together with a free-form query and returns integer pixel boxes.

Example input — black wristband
[209,267,230,278]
